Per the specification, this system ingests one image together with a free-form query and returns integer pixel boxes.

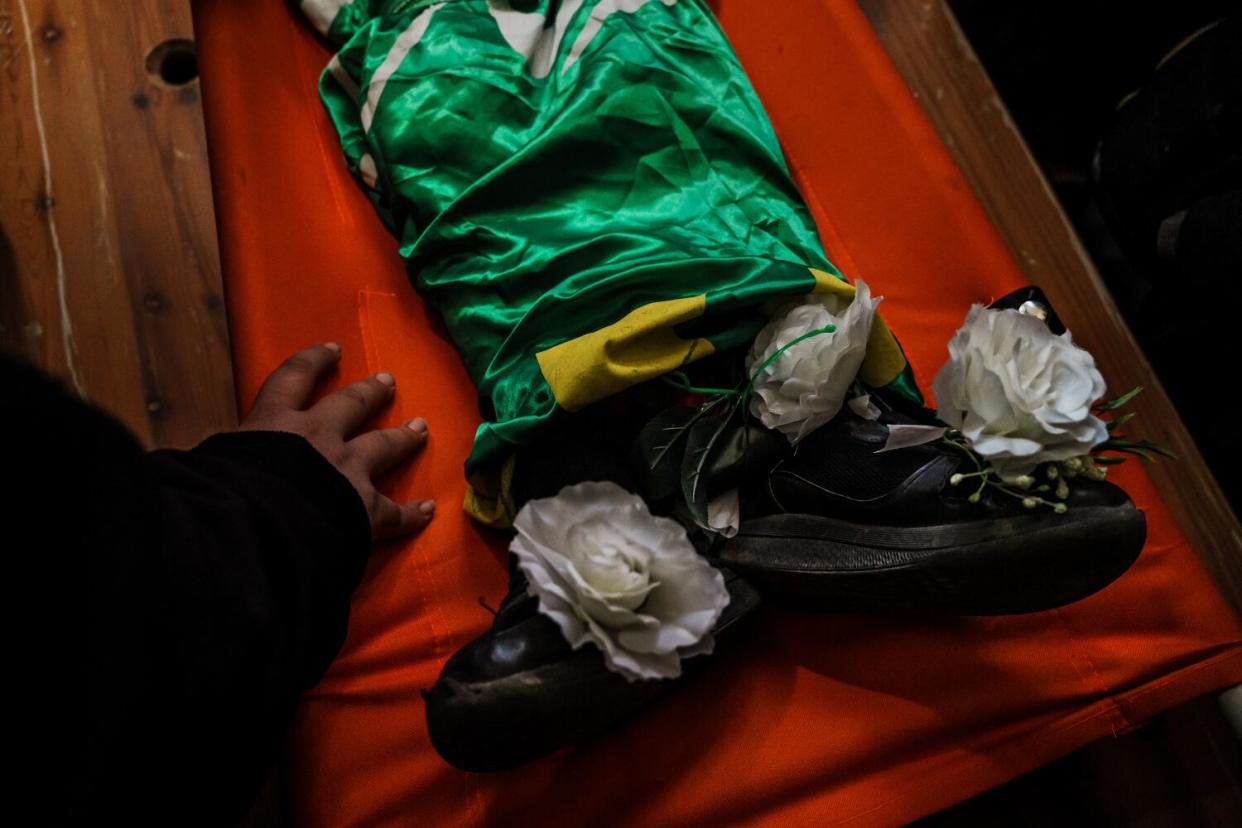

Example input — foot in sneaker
[719,391,1145,614]
[424,559,760,771]
[719,287,1147,614]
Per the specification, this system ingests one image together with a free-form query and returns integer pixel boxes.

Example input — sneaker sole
[719,505,1146,614]
[424,569,762,772]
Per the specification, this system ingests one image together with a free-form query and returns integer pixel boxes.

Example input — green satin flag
[301,0,920,518]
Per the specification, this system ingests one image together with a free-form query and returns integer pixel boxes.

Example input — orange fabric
[193,1,1242,824]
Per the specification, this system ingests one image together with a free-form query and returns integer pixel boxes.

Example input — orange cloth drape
[193,1,1242,824]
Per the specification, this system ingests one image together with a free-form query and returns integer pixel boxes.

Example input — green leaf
[1106,411,1137,433]
[1094,386,1143,411]
[706,421,784,495]
[1095,438,1136,452]
[1130,440,1177,459]
[1104,446,1154,461]
[630,406,703,503]
[681,410,738,526]
[1095,437,1176,462]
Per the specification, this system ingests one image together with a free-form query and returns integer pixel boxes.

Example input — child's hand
[238,343,434,539]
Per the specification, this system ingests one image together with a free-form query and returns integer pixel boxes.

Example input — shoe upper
[437,563,577,685]
[755,394,1132,527]
[752,285,1133,527]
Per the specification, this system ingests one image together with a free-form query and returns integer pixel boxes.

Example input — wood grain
[856,0,1242,610]
[0,0,234,449]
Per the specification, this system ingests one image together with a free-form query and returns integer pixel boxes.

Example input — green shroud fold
[304,0,920,489]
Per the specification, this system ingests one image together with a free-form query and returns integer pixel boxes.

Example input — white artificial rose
[746,279,880,443]
[511,481,730,682]
[931,304,1109,481]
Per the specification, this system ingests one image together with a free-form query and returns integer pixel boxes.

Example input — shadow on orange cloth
[193,1,1242,824]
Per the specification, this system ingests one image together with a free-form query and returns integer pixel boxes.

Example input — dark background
[948,0,1240,511]
[919,4,1241,822]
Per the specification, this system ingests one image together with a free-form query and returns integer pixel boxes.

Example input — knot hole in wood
[144,38,197,88]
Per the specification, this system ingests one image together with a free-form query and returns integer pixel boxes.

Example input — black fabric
[1094,16,1241,254]
[3,355,371,825]
[1088,19,1242,508]
[509,350,751,508]
[510,385,672,506]
[1174,189,1242,296]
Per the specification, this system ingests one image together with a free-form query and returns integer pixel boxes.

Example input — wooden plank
[856,0,1242,610]
[0,0,234,449]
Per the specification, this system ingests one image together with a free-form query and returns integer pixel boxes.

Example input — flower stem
[743,324,837,398]
[660,370,739,398]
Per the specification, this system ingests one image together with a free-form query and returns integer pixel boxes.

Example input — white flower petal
[877,424,947,453]
[746,278,880,443]
[932,306,1109,476]
[641,557,728,646]
[702,488,740,538]
[675,631,716,661]
[510,480,730,682]
[848,393,882,420]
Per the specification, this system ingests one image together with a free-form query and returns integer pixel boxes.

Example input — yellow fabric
[809,267,906,387]
[860,314,907,387]
[535,295,715,412]
[462,454,518,527]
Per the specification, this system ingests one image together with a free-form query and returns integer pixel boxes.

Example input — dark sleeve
[2,356,370,823]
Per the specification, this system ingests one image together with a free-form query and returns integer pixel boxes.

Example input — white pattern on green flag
[361,3,445,133]
[562,0,675,75]
[359,154,379,189]
[304,0,921,472]
[326,53,360,101]
[488,0,584,79]
[302,0,351,35]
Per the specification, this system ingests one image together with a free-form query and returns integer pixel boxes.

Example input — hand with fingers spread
[239,342,435,539]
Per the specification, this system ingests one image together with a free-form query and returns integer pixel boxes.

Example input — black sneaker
[719,288,1147,615]
[719,399,1145,614]
[424,559,760,771]
[423,396,761,772]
